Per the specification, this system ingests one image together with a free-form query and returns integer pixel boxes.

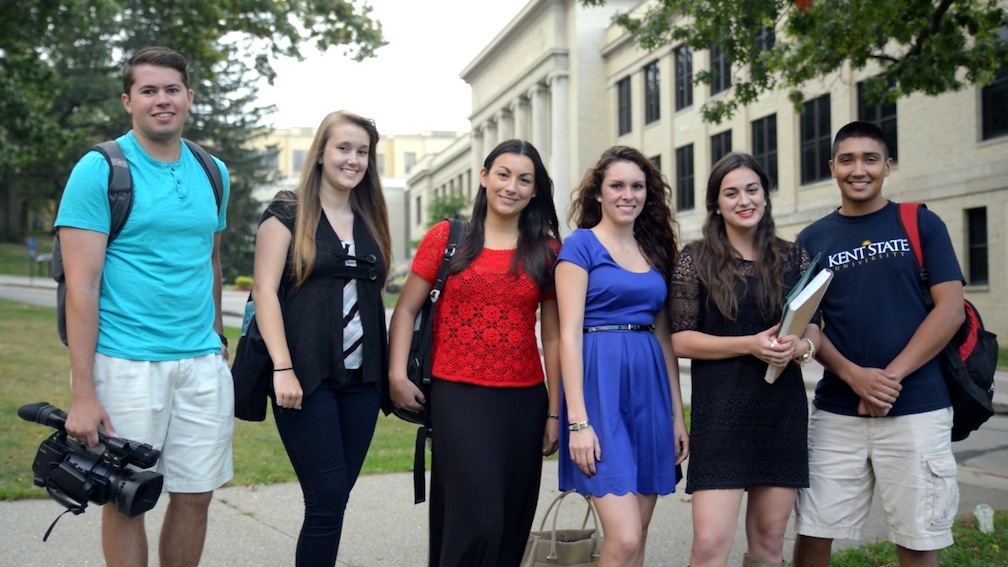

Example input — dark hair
[694,152,789,321]
[832,121,889,159]
[287,110,392,287]
[450,139,561,290]
[569,146,678,281]
[123,47,190,95]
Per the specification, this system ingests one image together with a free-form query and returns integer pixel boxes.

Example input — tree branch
[907,0,955,61]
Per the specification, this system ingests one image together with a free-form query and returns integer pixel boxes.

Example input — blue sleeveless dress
[558,229,679,496]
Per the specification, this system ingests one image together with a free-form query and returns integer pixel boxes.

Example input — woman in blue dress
[556,146,689,567]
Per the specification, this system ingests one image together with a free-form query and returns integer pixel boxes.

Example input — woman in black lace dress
[668,153,822,567]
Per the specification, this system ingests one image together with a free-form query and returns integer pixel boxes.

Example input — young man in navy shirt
[793,121,964,567]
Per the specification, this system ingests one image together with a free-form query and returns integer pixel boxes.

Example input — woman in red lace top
[389,139,562,567]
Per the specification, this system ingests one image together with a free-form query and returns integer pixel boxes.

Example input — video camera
[19,402,164,519]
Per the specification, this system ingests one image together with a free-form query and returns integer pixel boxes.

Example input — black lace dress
[669,242,811,493]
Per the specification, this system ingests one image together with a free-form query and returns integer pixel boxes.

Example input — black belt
[583,324,655,333]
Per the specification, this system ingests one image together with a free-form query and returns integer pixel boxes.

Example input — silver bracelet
[568,421,590,432]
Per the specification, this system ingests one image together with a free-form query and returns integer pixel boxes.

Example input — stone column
[471,125,484,194]
[497,108,513,141]
[484,119,498,154]
[528,84,548,157]
[548,71,570,231]
[513,97,530,142]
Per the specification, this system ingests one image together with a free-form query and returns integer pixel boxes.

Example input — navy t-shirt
[795,201,964,416]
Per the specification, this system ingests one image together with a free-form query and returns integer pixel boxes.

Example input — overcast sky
[257,0,529,135]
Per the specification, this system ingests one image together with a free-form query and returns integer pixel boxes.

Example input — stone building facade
[406,0,1008,338]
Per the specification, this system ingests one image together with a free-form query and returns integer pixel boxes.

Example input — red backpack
[897,203,998,441]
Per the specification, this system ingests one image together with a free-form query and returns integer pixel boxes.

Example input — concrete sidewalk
[6,443,1008,566]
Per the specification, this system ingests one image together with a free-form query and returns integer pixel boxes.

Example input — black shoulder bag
[396,218,467,503]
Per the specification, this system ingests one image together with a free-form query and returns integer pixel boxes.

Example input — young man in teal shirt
[55,46,232,567]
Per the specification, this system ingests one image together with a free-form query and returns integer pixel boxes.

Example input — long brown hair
[450,139,561,291]
[287,110,392,287]
[693,152,788,320]
[569,146,678,281]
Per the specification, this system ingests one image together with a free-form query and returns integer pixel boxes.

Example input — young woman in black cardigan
[252,110,392,567]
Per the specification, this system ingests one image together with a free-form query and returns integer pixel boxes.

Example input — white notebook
[765,267,833,384]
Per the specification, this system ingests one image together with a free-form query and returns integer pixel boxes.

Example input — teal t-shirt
[54,131,230,361]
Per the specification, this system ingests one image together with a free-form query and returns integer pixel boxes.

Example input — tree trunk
[0,177,25,242]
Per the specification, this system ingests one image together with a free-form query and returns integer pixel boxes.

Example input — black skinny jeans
[273,374,380,567]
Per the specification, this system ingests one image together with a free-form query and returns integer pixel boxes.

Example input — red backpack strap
[897,202,925,272]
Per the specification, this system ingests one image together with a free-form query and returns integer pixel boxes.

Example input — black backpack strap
[92,141,134,244]
[412,217,469,504]
[182,139,224,212]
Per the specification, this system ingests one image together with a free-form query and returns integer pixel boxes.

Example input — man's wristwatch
[218,333,228,347]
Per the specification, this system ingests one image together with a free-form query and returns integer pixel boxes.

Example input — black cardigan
[263,194,388,398]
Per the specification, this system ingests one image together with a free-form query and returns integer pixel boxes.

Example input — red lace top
[412,221,557,388]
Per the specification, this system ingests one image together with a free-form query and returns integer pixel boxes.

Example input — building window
[800,94,831,184]
[259,151,279,173]
[753,27,776,77]
[405,152,416,175]
[967,207,989,285]
[415,196,422,225]
[982,64,1008,140]
[710,43,731,95]
[650,154,662,173]
[644,61,660,124]
[756,27,776,53]
[710,130,732,164]
[858,79,899,161]
[377,153,386,176]
[292,150,306,174]
[617,76,632,136]
[675,144,695,212]
[751,114,778,190]
[674,46,693,111]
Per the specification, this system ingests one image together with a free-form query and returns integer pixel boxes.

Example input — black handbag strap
[413,217,468,503]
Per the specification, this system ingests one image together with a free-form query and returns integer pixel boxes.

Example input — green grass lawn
[827,510,1008,566]
[0,300,417,501]
[384,292,399,310]
[0,237,54,278]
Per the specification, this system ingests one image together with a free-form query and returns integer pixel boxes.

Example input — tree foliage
[583,0,1008,123]
[0,0,386,279]
[426,194,470,229]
